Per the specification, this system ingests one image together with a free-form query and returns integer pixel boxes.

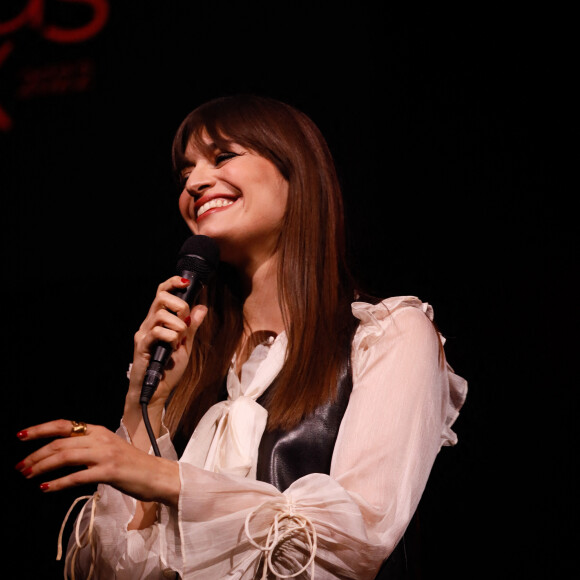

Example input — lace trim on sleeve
[244,495,318,579]
[57,492,100,580]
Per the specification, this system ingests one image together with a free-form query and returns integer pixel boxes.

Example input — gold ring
[70,421,87,437]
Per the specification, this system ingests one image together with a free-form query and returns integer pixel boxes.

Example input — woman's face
[178,135,289,268]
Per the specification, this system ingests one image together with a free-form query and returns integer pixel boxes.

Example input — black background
[2,3,575,578]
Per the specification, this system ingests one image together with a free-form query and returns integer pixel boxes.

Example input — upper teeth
[197,198,235,217]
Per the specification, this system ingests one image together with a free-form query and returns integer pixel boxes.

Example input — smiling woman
[15,94,467,579]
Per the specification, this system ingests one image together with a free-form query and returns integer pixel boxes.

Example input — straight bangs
[171,95,302,182]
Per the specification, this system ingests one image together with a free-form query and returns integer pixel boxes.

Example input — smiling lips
[195,194,239,220]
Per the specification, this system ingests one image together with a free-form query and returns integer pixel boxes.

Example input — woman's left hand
[15,419,180,507]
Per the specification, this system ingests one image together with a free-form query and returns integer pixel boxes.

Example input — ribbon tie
[57,492,100,580]
[203,396,269,477]
[245,495,318,579]
[184,333,287,478]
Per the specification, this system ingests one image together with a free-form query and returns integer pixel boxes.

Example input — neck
[238,254,285,336]
[229,254,285,378]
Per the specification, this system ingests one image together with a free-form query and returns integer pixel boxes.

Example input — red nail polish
[184,315,191,327]
[21,467,33,477]
[15,461,26,471]
[16,430,28,440]
[180,277,190,285]
[39,483,50,492]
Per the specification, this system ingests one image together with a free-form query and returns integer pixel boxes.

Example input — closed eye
[215,151,239,165]
[177,149,241,187]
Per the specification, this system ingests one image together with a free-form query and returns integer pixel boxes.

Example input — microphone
[140,235,220,405]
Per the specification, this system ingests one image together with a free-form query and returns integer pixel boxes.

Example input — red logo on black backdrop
[0,0,110,130]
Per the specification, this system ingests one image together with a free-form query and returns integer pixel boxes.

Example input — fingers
[18,440,90,489]
[154,276,193,316]
[148,309,190,348]
[16,422,116,492]
[189,303,208,331]
[135,276,197,352]
[15,422,178,503]
[128,277,209,403]
[16,418,90,441]
[34,468,94,493]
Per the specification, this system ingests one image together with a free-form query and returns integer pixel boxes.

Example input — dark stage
[2,3,574,578]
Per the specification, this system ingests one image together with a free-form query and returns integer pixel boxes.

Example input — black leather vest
[255,355,352,491]
[254,330,418,579]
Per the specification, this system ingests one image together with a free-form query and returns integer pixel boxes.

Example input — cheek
[178,191,198,232]
[273,181,289,221]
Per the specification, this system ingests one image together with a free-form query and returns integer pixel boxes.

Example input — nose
[185,162,216,196]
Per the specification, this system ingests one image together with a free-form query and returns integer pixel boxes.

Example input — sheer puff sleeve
[67,296,467,579]
[173,296,467,578]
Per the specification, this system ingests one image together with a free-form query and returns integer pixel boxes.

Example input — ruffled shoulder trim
[445,366,468,446]
[351,296,432,348]
[351,296,467,447]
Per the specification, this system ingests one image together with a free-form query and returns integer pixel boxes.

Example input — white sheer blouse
[65,296,467,579]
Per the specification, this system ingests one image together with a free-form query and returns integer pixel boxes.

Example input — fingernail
[21,467,33,477]
[14,461,26,471]
[184,315,191,327]
[16,430,28,440]
[180,277,190,285]
[39,483,50,492]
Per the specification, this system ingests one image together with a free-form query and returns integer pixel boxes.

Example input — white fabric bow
[184,333,287,478]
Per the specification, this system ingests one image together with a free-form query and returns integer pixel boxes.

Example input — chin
[195,223,226,242]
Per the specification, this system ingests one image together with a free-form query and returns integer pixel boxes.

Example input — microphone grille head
[176,235,220,279]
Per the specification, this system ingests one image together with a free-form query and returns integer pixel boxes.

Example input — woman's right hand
[126,276,208,413]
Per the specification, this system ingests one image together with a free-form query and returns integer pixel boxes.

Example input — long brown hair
[166,95,357,441]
